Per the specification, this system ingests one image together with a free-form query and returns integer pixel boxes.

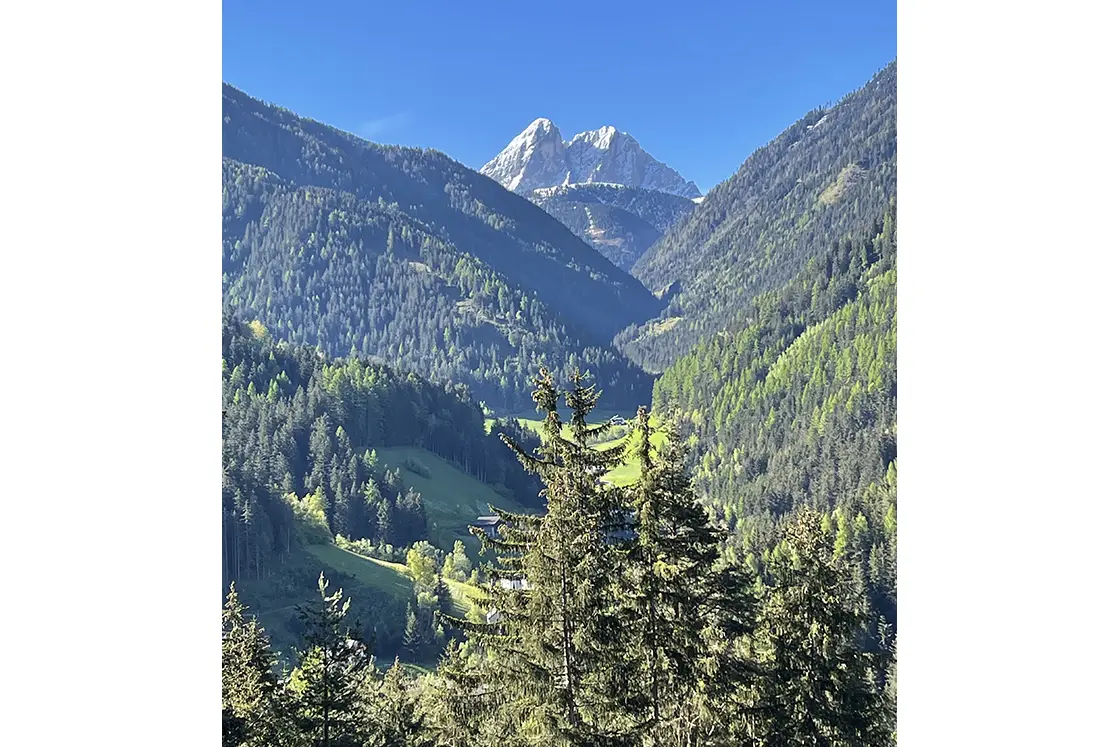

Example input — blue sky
[223,1,895,193]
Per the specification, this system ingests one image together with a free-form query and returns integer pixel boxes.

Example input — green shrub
[402,457,432,479]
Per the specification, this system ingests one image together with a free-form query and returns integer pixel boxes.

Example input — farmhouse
[469,514,502,539]
[499,577,531,590]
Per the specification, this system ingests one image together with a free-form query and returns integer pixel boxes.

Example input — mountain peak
[567,125,624,151]
[525,117,558,134]
[481,117,568,193]
[482,120,700,199]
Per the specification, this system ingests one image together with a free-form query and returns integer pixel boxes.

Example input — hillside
[222,84,660,412]
[305,544,484,617]
[621,62,896,371]
[527,183,696,271]
[239,540,486,667]
[375,446,530,551]
[652,208,896,628]
[222,316,543,587]
[224,317,545,666]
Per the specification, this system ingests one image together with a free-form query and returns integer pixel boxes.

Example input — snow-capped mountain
[481,119,701,199]
[481,117,568,193]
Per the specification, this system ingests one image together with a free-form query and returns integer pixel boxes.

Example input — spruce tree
[750,508,890,746]
[435,574,452,614]
[618,409,758,745]
[222,583,287,747]
[443,368,631,745]
[402,603,422,660]
[361,659,435,747]
[289,573,371,747]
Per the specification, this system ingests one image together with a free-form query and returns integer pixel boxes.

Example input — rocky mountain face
[526,183,696,272]
[481,119,701,199]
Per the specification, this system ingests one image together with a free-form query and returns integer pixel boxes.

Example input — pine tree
[222,583,288,746]
[361,659,435,747]
[289,573,371,747]
[442,368,632,745]
[617,409,758,744]
[402,603,422,660]
[750,508,890,746]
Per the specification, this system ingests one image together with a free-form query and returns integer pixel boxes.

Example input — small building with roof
[469,514,502,539]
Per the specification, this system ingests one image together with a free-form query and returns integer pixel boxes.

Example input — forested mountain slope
[222,84,660,411]
[622,62,896,371]
[527,183,696,271]
[221,316,543,584]
[653,208,896,628]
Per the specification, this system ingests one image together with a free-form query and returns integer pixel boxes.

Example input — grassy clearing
[306,543,483,617]
[377,446,526,552]
[648,316,682,335]
[307,544,414,597]
[485,408,638,440]
[596,416,668,486]
[818,163,868,206]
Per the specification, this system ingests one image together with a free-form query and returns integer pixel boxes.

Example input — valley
[222,57,897,744]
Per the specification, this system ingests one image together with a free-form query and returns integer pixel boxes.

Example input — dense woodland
[620,63,896,371]
[654,208,897,636]
[222,315,543,586]
[223,85,658,412]
[222,61,898,745]
[225,375,895,746]
[527,184,697,272]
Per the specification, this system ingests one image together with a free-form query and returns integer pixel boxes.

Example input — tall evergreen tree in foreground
[443,368,633,745]
[617,409,759,745]
[749,508,890,746]
[289,573,372,747]
[222,583,287,747]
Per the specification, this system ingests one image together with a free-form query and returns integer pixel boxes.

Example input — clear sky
[222,1,895,193]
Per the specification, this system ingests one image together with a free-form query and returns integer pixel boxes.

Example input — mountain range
[222,84,659,412]
[221,60,898,683]
[481,118,701,199]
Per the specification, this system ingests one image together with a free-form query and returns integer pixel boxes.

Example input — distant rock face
[526,183,697,272]
[481,118,569,194]
[482,119,701,199]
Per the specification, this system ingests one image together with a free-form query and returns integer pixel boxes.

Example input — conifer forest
[223,51,898,747]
